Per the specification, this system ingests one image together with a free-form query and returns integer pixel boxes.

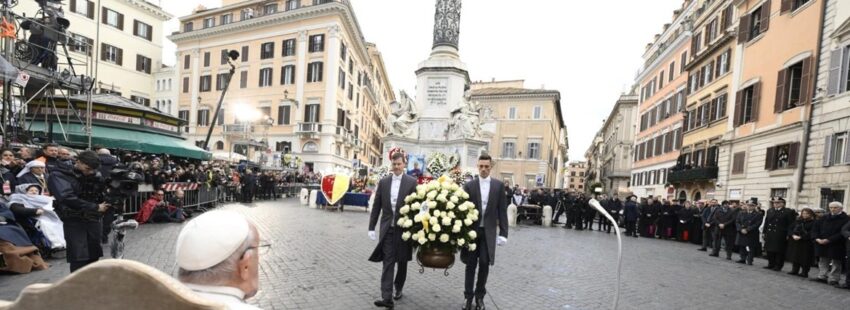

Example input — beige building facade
[471,80,567,189]
[598,92,639,196]
[16,0,172,105]
[631,0,694,199]
[567,161,587,192]
[717,0,823,205]
[168,0,394,172]
[671,0,736,201]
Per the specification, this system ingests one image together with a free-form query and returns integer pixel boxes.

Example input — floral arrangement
[397,175,479,253]
[426,152,448,176]
[373,166,389,179]
[388,147,406,162]
[448,167,476,187]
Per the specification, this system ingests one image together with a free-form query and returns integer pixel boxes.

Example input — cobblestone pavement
[2,199,850,309]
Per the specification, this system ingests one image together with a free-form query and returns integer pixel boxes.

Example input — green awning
[29,122,211,160]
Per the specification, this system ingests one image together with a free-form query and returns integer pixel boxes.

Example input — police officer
[763,197,797,271]
[47,150,109,272]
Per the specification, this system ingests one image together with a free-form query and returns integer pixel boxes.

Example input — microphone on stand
[588,192,623,310]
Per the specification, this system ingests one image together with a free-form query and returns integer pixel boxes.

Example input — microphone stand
[588,192,623,310]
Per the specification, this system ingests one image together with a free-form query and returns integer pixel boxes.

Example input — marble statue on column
[448,88,481,139]
[388,93,419,139]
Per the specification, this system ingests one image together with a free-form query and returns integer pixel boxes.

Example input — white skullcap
[175,210,251,271]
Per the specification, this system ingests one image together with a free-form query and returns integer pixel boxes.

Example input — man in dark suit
[368,152,417,308]
[460,154,508,310]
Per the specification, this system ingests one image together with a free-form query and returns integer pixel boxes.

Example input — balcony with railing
[668,166,718,183]
[296,122,322,135]
[223,124,254,135]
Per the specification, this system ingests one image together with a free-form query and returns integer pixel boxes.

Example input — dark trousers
[739,243,755,264]
[101,208,116,243]
[599,213,613,232]
[380,229,407,301]
[584,215,594,230]
[625,220,637,236]
[711,227,735,258]
[465,228,490,300]
[701,225,713,249]
[242,186,254,203]
[766,251,786,270]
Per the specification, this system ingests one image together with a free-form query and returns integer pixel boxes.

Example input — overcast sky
[159,0,684,162]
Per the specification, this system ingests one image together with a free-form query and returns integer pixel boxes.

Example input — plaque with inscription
[427,78,449,106]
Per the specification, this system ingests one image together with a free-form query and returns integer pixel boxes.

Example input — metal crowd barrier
[122,184,221,216]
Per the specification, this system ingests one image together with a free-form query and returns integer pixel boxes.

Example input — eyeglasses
[245,242,272,256]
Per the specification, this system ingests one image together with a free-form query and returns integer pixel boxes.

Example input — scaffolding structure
[0,0,94,149]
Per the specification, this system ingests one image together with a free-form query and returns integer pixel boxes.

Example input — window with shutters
[199,75,211,92]
[264,3,278,14]
[693,32,702,54]
[307,62,323,82]
[738,84,759,125]
[72,0,94,19]
[203,52,210,67]
[338,69,346,89]
[533,106,542,119]
[766,142,799,170]
[309,34,325,52]
[220,49,228,65]
[241,46,249,62]
[732,152,746,174]
[278,105,291,125]
[184,22,193,32]
[102,43,121,64]
[717,49,730,76]
[103,8,122,29]
[680,51,688,73]
[261,42,274,59]
[706,18,718,45]
[776,58,810,112]
[281,65,295,85]
[792,0,812,12]
[282,39,296,56]
[304,103,320,122]
[502,141,516,158]
[130,95,150,107]
[259,68,273,87]
[182,77,189,93]
[216,73,227,90]
[217,109,224,125]
[221,13,233,25]
[136,54,151,74]
[659,71,664,89]
[820,189,845,210]
[287,0,301,11]
[69,33,93,56]
[748,6,766,41]
[133,20,152,41]
[824,132,849,166]
[714,93,727,121]
[240,71,248,88]
[528,142,540,159]
[348,83,354,100]
[197,109,210,126]
[669,62,675,81]
[203,17,215,28]
[508,107,517,119]
[184,54,190,69]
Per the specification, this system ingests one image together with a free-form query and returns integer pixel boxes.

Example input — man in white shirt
[368,151,418,308]
[460,154,509,310]
[176,210,263,310]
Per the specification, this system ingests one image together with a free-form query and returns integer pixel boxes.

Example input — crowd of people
[0,142,321,275]
[509,186,850,289]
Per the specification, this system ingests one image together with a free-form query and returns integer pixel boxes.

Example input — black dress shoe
[393,291,403,300]
[763,266,775,270]
[475,297,485,310]
[462,298,473,310]
[736,260,746,264]
[709,253,719,257]
[374,299,394,308]
[697,248,707,252]
[810,278,828,283]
